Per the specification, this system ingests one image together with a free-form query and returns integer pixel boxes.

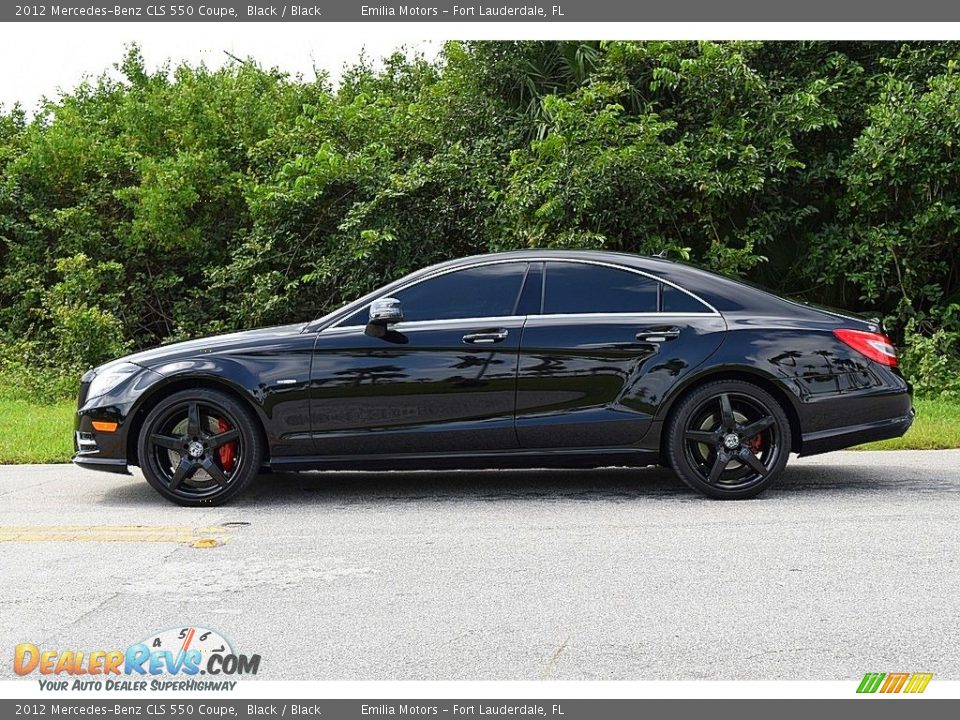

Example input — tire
[665,380,791,500]
[137,389,264,506]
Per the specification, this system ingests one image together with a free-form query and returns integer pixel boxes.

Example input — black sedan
[74,250,914,505]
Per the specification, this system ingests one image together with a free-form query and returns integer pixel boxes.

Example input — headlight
[86,362,142,399]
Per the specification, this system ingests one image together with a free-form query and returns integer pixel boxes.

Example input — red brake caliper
[217,417,236,473]
[749,433,763,453]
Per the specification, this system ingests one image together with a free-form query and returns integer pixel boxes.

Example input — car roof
[306,249,838,332]
[424,249,787,314]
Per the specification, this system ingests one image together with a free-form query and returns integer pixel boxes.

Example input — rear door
[515,261,726,449]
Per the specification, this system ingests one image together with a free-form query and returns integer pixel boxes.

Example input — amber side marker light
[91,420,119,433]
[833,328,899,367]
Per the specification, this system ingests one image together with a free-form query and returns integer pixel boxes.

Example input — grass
[0,398,76,464]
[0,395,956,465]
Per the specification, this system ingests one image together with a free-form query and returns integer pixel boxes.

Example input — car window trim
[533,311,718,320]
[322,256,719,333]
[511,262,533,316]
[324,315,527,333]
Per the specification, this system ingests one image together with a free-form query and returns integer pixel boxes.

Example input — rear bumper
[799,407,915,456]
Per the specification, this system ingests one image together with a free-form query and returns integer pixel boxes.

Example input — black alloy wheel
[137,389,263,506]
[666,380,791,499]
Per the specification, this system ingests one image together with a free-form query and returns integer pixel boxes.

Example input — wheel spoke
[168,457,197,490]
[207,428,239,449]
[707,451,729,484]
[685,430,718,444]
[186,403,202,437]
[739,449,770,477]
[201,457,229,486]
[719,393,735,430]
[741,415,774,439]
[151,434,182,451]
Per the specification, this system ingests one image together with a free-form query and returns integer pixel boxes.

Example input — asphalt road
[1,450,958,681]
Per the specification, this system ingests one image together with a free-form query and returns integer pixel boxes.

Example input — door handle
[462,329,509,345]
[636,327,681,343]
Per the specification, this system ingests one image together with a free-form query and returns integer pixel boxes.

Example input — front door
[310,262,532,456]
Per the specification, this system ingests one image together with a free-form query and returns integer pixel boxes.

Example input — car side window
[543,262,658,314]
[340,263,529,326]
[394,263,528,322]
[341,304,372,327]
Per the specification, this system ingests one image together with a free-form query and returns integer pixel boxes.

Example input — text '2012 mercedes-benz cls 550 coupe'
[73,250,914,505]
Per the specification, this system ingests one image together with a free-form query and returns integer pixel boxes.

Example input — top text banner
[7,0,960,22]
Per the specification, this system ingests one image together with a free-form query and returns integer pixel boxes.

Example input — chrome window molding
[321,255,719,332]
[531,312,719,321]
[327,312,717,333]
[324,315,526,333]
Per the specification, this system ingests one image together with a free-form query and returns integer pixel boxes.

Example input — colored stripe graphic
[858,672,933,694]
[904,673,933,694]
[857,673,886,693]
[880,672,910,693]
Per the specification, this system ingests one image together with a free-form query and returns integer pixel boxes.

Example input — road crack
[540,635,570,679]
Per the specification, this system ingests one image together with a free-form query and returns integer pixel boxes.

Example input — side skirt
[267,448,661,472]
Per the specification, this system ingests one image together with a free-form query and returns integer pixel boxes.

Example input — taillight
[833,328,898,366]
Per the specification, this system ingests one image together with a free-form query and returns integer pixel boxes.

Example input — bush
[900,317,960,399]
[1,42,959,401]
[49,304,129,372]
[0,342,80,403]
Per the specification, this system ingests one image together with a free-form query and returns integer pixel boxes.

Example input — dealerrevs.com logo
[857,672,933,694]
[14,626,260,691]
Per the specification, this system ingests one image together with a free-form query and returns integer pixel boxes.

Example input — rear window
[662,285,711,313]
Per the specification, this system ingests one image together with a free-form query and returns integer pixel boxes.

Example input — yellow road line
[0,525,226,533]
[0,525,232,546]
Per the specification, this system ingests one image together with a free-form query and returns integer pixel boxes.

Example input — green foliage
[817,64,960,334]
[2,41,960,400]
[44,254,130,369]
[0,342,78,403]
[900,315,960,399]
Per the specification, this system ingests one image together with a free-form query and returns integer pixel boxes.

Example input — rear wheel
[137,389,263,506]
[666,380,791,499]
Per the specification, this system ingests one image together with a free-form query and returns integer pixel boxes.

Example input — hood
[118,323,308,369]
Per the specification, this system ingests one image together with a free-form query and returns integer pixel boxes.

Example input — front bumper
[73,365,164,475]
[72,451,130,474]
[73,418,130,475]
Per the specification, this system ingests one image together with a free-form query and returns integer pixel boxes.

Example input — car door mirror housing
[368,297,403,327]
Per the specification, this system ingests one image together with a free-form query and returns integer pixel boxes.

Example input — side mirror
[368,297,403,327]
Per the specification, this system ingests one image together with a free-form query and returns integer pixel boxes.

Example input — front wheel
[665,380,791,499]
[137,389,264,506]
